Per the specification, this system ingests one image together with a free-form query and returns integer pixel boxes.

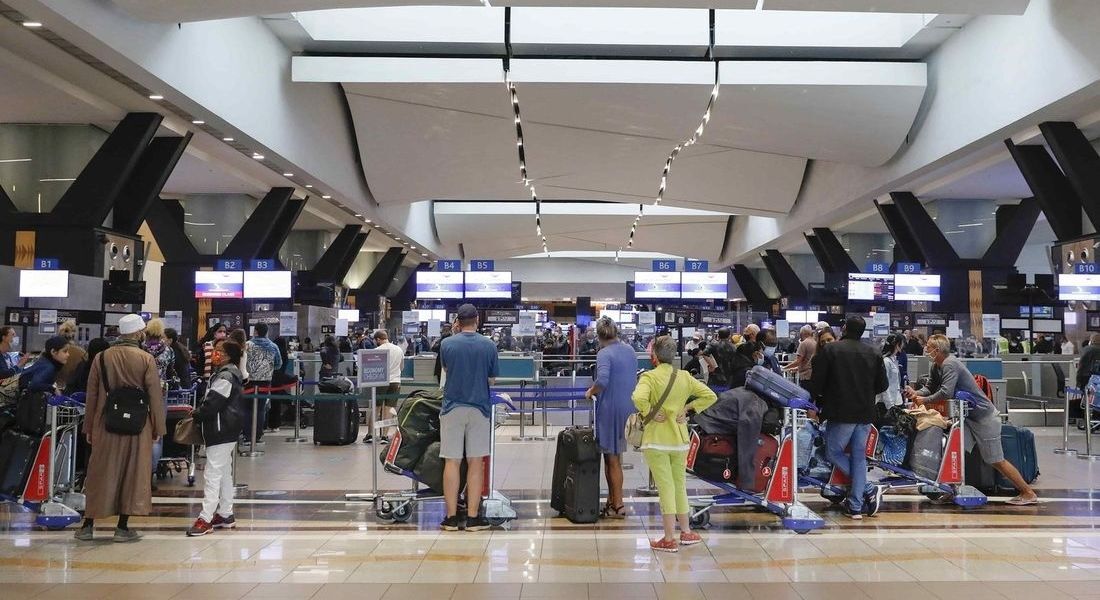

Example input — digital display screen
[464,271,513,299]
[681,272,727,300]
[243,270,292,299]
[195,271,244,299]
[894,274,941,302]
[338,309,360,322]
[1059,274,1100,301]
[19,270,69,298]
[634,272,682,299]
[416,272,464,299]
[848,273,895,302]
[784,310,820,323]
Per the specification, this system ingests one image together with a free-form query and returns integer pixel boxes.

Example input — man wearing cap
[77,314,166,542]
[438,304,499,531]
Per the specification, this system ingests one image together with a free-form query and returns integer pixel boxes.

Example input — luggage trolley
[28,394,86,530]
[162,384,199,486]
[685,368,825,534]
[375,393,518,527]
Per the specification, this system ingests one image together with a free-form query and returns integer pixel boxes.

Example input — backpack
[99,351,150,436]
[974,374,994,400]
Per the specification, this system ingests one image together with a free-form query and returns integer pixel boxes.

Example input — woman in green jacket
[633,335,717,553]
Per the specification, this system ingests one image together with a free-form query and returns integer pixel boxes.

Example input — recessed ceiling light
[354,214,362,217]
[148,94,164,100]
[410,246,417,250]
[305,184,313,188]
[22,21,43,28]
[222,137,234,142]
[191,120,204,125]
[252,153,264,160]
[421,253,429,257]
[395,237,402,241]
[283,173,294,177]
[365,219,372,223]
[322,195,332,199]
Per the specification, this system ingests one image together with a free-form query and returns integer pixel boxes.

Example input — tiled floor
[1,425,1098,597]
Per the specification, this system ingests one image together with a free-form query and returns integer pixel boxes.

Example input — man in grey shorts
[438,304,499,531]
[905,334,1038,506]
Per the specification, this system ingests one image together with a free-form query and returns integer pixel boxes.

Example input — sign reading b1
[652,259,676,272]
[1074,263,1100,274]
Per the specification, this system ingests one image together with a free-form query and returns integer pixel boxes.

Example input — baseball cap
[118,313,147,335]
[456,304,478,320]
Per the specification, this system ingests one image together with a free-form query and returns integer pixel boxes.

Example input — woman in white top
[876,334,904,409]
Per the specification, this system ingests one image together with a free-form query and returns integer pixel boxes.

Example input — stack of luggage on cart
[0,390,50,500]
[382,389,465,495]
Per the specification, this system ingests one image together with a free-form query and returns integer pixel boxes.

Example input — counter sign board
[357,349,390,388]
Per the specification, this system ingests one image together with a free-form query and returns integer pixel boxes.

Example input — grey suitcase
[909,427,945,481]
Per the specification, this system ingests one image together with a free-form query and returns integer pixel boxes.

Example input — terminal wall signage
[662,310,699,326]
[914,313,948,327]
[699,310,732,325]
[484,309,519,324]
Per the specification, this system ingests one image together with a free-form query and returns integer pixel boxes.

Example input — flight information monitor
[847,273,895,302]
[243,270,292,299]
[416,272,464,300]
[195,271,244,299]
[464,271,513,299]
[19,270,69,298]
[1059,274,1100,301]
[634,271,682,299]
[681,272,728,300]
[894,274,941,302]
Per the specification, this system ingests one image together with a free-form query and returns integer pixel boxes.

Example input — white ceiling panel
[0,50,122,124]
[510,8,709,57]
[710,61,927,166]
[293,56,503,84]
[919,156,1032,200]
[293,7,505,53]
[762,0,1029,14]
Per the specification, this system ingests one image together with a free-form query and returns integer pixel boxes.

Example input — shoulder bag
[625,369,678,450]
[99,351,150,436]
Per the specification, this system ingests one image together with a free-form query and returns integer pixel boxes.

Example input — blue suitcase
[997,424,1038,489]
[745,366,811,407]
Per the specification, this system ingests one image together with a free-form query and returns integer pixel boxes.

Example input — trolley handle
[492,392,516,411]
[48,393,85,407]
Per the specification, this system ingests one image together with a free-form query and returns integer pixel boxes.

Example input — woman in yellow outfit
[633,335,718,553]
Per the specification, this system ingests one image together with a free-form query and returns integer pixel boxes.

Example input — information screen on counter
[195,271,244,299]
[464,271,512,299]
[19,270,69,298]
[243,270,292,298]
[1058,273,1100,301]
[894,274,941,302]
[681,272,727,300]
[416,271,463,299]
[847,273,895,302]
[635,271,682,299]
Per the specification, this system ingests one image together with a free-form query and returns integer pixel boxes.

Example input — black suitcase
[313,397,360,445]
[163,410,192,459]
[550,426,600,514]
[965,448,997,494]
[0,430,38,499]
[16,391,48,436]
[562,461,601,524]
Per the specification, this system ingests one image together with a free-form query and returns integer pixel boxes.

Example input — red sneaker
[187,518,213,537]
[211,514,236,529]
[650,538,679,553]
[680,531,703,546]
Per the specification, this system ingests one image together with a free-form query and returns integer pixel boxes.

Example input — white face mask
[11,336,20,350]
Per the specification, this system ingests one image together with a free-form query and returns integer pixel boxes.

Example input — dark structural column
[221,187,294,261]
[874,199,927,266]
[889,192,961,269]
[983,198,1041,268]
[312,225,363,282]
[113,133,193,235]
[1039,121,1100,231]
[257,198,306,263]
[1005,139,1083,241]
[731,264,771,307]
[761,249,808,299]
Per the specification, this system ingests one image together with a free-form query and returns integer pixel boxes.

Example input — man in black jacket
[1076,334,1100,390]
[812,316,889,519]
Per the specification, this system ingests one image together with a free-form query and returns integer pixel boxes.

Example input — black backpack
[99,352,150,436]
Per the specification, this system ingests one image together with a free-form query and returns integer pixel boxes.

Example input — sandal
[601,503,627,519]
[1006,495,1039,506]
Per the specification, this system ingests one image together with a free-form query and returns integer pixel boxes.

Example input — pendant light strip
[617,68,720,261]
[505,71,549,255]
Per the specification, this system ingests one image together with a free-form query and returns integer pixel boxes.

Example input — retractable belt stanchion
[1055,387,1079,456]
[1080,389,1100,461]
[286,360,308,443]
[347,386,380,502]
[240,392,263,458]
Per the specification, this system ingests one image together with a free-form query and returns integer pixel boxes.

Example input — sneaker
[362,435,374,445]
[650,538,679,553]
[211,514,236,529]
[378,436,390,447]
[842,506,864,521]
[74,526,93,541]
[465,516,492,532]
[113,528,143,543]
[679,531,703,546]
[440,515,466,531]
[864,484,888,518]
[187,518,213,537]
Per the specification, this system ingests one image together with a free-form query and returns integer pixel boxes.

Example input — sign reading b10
[1074,263,1100,274]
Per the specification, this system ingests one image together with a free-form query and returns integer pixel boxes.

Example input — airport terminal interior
[4,0,1100,599]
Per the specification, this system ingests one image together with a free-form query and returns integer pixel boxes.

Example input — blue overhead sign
[437,260,462,272]
[469,259,495,272]
[216,259,243,271]
[1074,263,1099,274]
[896,262,921,274]
[34,258,59,270]
[865,262,890,274]
[249,258,276,271]
[652,259,676,272]
[685,260,709,272]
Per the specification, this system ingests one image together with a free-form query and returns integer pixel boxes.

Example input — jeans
[200,442,236,522]
[825,422,872,512]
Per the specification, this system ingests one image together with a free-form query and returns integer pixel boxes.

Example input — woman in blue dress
[584,317,638,519]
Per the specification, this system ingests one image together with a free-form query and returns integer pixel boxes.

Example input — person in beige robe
[77,315,166,543]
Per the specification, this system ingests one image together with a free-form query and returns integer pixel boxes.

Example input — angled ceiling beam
[221,187,294,260]
[257,198,306,262]
[731,264,771,306]
[810,227,859,274]
[0,183,16,215]
[1005,139,1083,241]
[51,112,163,227]
[390,262,432,312]
[334,232,370,286]
[874,200,925,265]
[312,224,363,281]
[889,192,961,269]
[761,249,808,298]
[113,133,193,235]
[804,232,834,274]
[359,247,406,297]
[983,197,1041,268]
[1037,121,1100,232]
[144,198,202,264]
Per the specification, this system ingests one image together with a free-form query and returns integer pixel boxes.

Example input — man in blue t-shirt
[438,304,499,531]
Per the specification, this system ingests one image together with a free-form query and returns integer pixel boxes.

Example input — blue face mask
[755,357,764,366]
[763,345,777,357]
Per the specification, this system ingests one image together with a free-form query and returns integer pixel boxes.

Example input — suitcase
[550,426,599,515]
[998,424,1039,488]
[313,397,360,445]
[15,390,48,436]
[410,441,481,496]
[689,434,737,483]
[163,409,193,459]
[0,430,38,499]
[745,366,811,407]
[744,433,780,493]
[909,427,945,481]
[562,461,600,524]
[965,448,997,494]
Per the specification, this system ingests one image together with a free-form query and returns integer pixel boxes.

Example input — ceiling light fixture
[322,195,332,199]
[22,21,42,28]
[958,222,983,227]
[252,153,264,160]
[365,219,372,223]
[354,213,362,217]
[222,137,234,142]
[305,184,313,188]
[283,173,294,177]
[504,70,549,255]
[39,177,76,182]
[148,94,164,100]
[421,253,429,257]
[620,63,720,255]
[191,120,204,125]
[0,158,32,163]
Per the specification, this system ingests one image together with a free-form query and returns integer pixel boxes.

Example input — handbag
[173,415,203,446]
[99,351,150,436]
[625,369,678,449]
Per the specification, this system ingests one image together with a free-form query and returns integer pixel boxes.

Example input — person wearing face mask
[0,326,31,403]
[760,328,782,375]
[199,323,229,381]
